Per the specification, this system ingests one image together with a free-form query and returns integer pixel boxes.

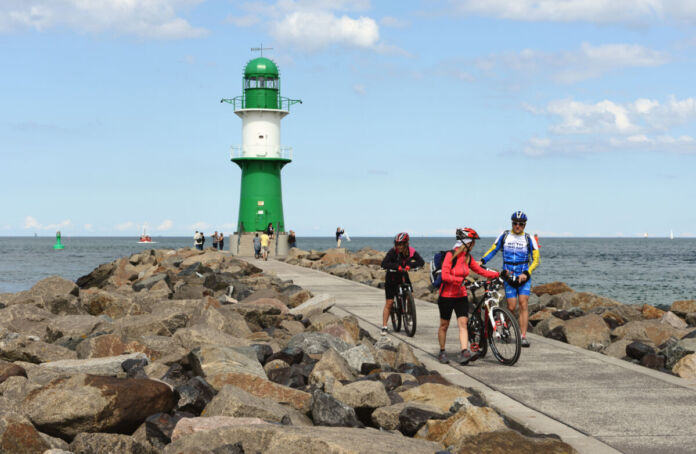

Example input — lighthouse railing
[221,96,301,112]
[230,146,293,160]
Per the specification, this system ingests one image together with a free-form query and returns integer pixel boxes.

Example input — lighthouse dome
[244,57,279,78]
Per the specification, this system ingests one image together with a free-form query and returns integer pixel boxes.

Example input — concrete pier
[248,258,696,454]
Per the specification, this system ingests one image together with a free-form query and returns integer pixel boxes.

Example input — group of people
[380,211,539,365]
[193,231,225,251]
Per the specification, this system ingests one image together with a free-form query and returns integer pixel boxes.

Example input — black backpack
[430,251,470,289]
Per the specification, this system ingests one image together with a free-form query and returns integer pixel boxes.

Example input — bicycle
[465,277,522,366]
[387,267,419,337]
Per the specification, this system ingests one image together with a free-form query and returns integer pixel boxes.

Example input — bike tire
[488,306,522,366]
[468,311,488,360]
[403,291,417,337]
[390,296,402,332]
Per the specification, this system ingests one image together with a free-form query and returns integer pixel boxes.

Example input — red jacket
[439,251,499,298]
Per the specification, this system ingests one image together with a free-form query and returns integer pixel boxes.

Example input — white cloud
[115,221,136,231]
[0,0,207,39]
[224,14,261,27]
[24,216,72,230]
[157,219,174,231]
[473,42,668,84]
[271,11,379,51]
[450,0,696,24]
[521,95,696,155]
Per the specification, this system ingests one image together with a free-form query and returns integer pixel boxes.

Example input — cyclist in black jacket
[380,232,425,335]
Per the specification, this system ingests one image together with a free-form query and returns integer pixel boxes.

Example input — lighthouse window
[258,135,264,139]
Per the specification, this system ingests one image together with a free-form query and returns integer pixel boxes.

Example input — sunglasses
[512,222,526,226]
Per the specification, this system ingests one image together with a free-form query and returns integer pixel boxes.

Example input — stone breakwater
[283,247,696,379]
[0,248,576,454]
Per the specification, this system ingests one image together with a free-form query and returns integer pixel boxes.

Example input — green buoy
[53,231,64,250]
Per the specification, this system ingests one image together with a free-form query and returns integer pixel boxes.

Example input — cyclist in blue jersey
[481,211,539,347]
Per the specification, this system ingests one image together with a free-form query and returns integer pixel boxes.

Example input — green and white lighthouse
[222,53,301,236]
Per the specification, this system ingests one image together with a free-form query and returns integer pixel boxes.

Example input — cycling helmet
[511,211,528,222]
[394,232,410,244]
[455,227,480,240]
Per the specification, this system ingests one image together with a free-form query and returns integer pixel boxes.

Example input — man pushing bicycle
[481,211,540,347]
[380,232,424,336]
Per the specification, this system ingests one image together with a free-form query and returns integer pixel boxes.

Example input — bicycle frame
[468,280,508,348]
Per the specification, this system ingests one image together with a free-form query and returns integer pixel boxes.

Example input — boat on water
[670,229,674,240]
[138,228,155,244]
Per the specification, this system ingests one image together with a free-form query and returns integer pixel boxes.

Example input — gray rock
[371,401,443,431]
[0,333,77,363]
[310,390,361,427]
[661,311,688,330]
[44,314,110,343]
[332,380,390,410]
[287,332,351,355]
[162,423,442,454]
[204,384,310,426]
[175,376,217,415]
[189,345,266,391]
[339,344,375,372]
[70,432,155,454]
[40,353,149,376]
[24,373,176,440]
[132,273,171,292]
[308,348,357,386]
[398,405,448,436]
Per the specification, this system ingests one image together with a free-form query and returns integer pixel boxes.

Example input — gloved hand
[405,265,410,271]
[500,269,509,280]
[397,266,403,271]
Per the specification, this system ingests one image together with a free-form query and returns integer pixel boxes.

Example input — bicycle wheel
[488,306,521,366]
[390,296,402,332]
[468,311,487,360]
[403,291,417,337]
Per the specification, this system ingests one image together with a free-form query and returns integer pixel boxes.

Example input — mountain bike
[387,268,418,337]
[465,277,522,366]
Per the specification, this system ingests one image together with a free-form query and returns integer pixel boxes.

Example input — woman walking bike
[380,232,424,336]
[437,228,500,365]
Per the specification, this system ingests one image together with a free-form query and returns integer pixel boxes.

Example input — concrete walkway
[248,258,696,454]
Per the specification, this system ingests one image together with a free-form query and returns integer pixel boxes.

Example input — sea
[1,236,694,308]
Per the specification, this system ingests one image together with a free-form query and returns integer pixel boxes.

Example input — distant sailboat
[644,232,649,239]
[670,230,674,240]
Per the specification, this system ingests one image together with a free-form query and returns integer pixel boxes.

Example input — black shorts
[385,283,399,300]
[438,296,468,321]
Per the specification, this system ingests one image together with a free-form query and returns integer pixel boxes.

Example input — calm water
[0,236,694,307]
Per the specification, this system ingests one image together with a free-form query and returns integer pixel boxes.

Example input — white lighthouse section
[235,109,289,158]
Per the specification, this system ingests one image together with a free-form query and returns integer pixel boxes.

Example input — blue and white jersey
[481,231,540,275]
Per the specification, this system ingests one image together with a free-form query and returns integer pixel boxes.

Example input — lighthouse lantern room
[222,52,301,238]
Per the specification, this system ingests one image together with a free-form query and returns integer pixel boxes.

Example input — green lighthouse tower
[222,54,301,237]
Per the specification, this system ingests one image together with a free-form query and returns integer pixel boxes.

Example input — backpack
[430,251,469,290]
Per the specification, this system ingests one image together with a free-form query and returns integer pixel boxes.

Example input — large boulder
[44,315,110,343]
[79,289,145,319]
[289,294,335,319]
[172,326,250,352]
[287,332,351,355]
[531,282,573,296]
[0,305,56,338]
[308,348,357,386]
[671,300,696,316]
[189,346,266,391]
[672,354,696,378]
[339,344,376,372]
[398,383,470,413]
[570,292,621,311]
[0,360,27,384]
[310,390,361,427]
[0,412,56,453]
[661,311,688,330]
[642,304,666,320]
[112,310,189,338]
[452,429,578,454]
[561,314,611,349]
[203,385,310,426]
[612,320,685,346]
[332,380,390,411]
[40,353,149,376]
[75,334,160,360]
[161,423,441,454]
[0,333,77,363]
[23,374,176,440]
[371,401,443,431]
[210,372,312,413]
[7,276,79,311]
[171,416,268,441]
[69,432,155,454]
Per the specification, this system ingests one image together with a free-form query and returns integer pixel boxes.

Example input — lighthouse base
[229,232,290,258]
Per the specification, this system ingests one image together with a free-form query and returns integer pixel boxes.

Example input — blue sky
[1,0,695,238]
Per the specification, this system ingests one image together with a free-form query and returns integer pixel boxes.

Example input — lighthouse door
[255,209,267,231]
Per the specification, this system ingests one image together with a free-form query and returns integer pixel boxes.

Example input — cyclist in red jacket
[438,228,500,364]
[380,232,424,336]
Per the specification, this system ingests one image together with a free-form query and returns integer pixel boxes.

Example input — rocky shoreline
[283,247,696,379]
[0,248,577,453]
